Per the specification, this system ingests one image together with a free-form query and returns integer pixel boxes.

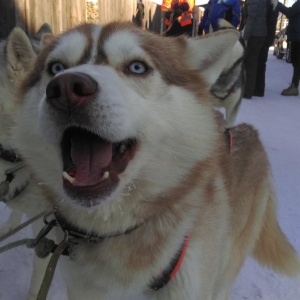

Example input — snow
[0,49,300,299]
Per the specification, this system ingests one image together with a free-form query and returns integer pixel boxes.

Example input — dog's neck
[45,212,190,291]
[54,212,143,244]
[35,209,190,291]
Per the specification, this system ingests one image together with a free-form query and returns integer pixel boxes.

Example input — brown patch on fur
[140,33,211,105]
[40,33,56,49]
[73,23,94,64]
[18,38,58,103]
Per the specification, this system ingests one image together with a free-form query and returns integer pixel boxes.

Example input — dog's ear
[35,23,53,39]
[184,29,239,86]
[6,27,36,82]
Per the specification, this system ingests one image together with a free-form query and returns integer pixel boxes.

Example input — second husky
[0,24,54,299]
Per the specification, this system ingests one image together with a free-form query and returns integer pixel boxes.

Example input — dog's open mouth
[60,127,137,205]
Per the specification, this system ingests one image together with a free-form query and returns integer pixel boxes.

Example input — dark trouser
[165,20,193,37]
[290,41,300,87]
[243,36,266,98]
[254,43,269,96]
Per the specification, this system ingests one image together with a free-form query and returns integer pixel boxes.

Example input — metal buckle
[32,219,58,247]
[32,212,59,247]
[63,230,79,244]
[43,209,58,225]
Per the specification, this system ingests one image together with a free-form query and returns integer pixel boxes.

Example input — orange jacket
[162,0,194,27]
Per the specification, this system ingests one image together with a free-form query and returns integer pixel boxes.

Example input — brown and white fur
[12,22,300,300]
[0,25,53,299]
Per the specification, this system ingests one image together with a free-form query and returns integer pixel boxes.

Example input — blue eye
[48,62,65,75]
[128,61,148,74]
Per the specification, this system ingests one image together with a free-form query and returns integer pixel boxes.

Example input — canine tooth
[102,171,109,180]
[100,171,109,181]
[119,144,126,154]
[63,171,75,184]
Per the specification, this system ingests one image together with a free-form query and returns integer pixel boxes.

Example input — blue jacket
[198,0,240,34]
[277,0,300,42]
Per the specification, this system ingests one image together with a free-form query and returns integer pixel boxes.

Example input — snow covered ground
[0,49,299,300]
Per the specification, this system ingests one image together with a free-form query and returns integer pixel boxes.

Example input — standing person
[242,0,267,99]
[272,0,300,96]
[162,0,194,37]
[135,0,145,28]
[198,0,240,35]
[253,0,279,97]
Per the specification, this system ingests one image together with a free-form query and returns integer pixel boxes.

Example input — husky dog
[13,22,300,300]
[210,38,244,128]
[210,20,245,129]
[0,25,53,299]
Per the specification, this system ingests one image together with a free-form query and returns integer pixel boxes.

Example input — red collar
[225,128,233,152]
[149,234,190,291]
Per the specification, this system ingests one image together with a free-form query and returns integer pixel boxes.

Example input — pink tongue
[71,135,112,186]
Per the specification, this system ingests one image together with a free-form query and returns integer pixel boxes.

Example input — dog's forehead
[53,23,149,65]
[53,30,90,62]
[102,30,146,64]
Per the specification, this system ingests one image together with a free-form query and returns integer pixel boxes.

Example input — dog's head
[13,23,238,231]
[0,24,52,149]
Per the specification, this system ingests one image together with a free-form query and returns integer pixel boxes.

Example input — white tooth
[101,171,109,181]
[63,171,76,184]
[119,144,126,154]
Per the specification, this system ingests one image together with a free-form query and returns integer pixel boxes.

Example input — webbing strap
[37,239,70,300]
[0,211,46,243]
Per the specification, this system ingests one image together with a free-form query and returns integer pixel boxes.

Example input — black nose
[46,72,98,112]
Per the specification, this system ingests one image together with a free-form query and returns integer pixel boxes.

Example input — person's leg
[281,41,300,96]
[254,43,269,97]
[166,22,193,37]
[165,20,182,37]
[243,36,265,99]
[183,23,193,37]
[291,41,300,87]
